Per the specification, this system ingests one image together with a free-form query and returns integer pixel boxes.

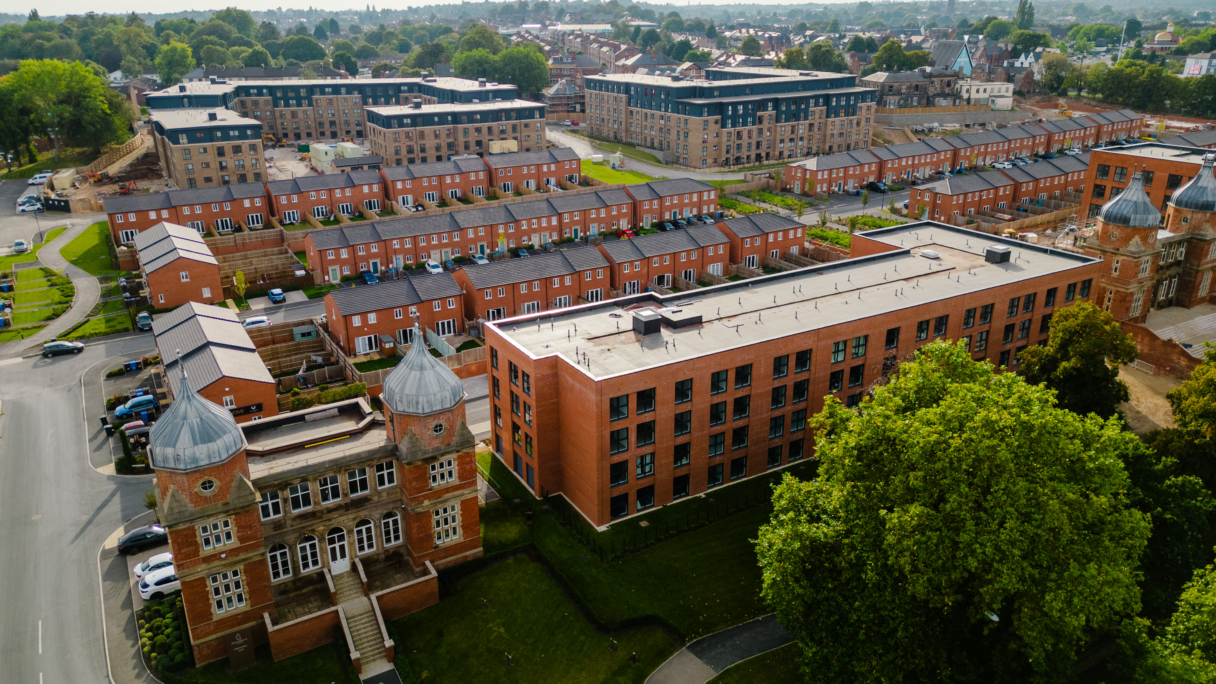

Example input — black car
[661,222,676,231]
[42,340,84,357]
[118,524,168,554]
[866,181,888,192]
[674,219,689,229]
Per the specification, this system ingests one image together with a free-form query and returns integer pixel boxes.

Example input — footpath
[646,614,793,684]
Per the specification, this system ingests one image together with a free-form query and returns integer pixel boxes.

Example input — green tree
[740,35,762,57]
[1168,347,1216,438]
[872,39,913,71]
[496,45,548,94]
[241,46,270,68]
[1009,30,1052,57]
[8,60,131,157]
[1019,301,1137,417]
[806,40,849,71]
[705,23,717,40]
[233,271,248,300]
[984,19,1016,41]
[661,16,685,33]
[1124,18,1143,43]
[638,28,661,51]
[280,35,326,63]
[155,40,195,86]
[199,44,232,67]
[669,39,693,62]
[313,24,329,42]
[452,47,497,80]
[757,341,1152,684]
[211,8,257,39]
[459,23,505,54]
[370,61,397,78]
[331,50,357,75]
[258,20,280,43]
[775,47,809,70]
[409,42,449,70]
[354,43,380,60]
[1040,52,1071,93]
[860,189,869,211]
[685,50,712,62]
[1013,0,1036,30]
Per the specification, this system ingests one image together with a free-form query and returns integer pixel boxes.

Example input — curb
[96,509,163,684]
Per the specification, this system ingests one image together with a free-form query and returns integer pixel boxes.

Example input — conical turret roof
[381,323,466,416]
[150,352,245,472]
[1098,171,1161,228]
[1170,154,1216,213]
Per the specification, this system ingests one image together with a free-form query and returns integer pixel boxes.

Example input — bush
[290,396,317,411]
[318,382,366,404]
[290,387,301,396]
[807,228,851,248]
[106,367,126,378]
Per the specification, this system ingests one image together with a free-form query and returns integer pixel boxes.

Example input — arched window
[382,512,402,547]
[298,535,320,572]
[268,543,292,581]
[355,519,376,555]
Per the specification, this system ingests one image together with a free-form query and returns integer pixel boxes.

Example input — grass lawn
[62,314,131,340]
[98,298,126,315]
[455,339,483,352]
[294,251,309,268]
[171,643,351,684]
[303,284,339,299]
[577,137,662,165]
[396,556,679,684]
[60,223,118,276]
[580,160,660,185]
[14,287,72,306]
[0,149,93,180]
[12,305,67,326]
[353,355,401,372]
[0,227,67,271]
[706,643,803,683]
[15,275,70,289]
[0,325,46,343]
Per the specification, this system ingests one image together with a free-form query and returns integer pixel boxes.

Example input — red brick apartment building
[380,156,489,208]
[783,109,1142,193]
[151,303,278,423]
[1077,142,1213,222]
[324,272,465,355]
[105,183,269,244]
[452,246,611,321]
[715,214,809,268]
[484,221,1101,526]
[266,170,386,226]
[1081,151,1216,323]
[624,179,719,226]
[149,326,480,667]
[483,147,582,192]
[598,225,731,292]
[133,222,224,308]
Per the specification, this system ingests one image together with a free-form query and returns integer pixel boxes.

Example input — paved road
[0,334,161,684]
[647,614,793,684]
[10,221,103,350]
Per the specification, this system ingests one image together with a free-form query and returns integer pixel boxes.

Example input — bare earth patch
[1118,367,1180,434]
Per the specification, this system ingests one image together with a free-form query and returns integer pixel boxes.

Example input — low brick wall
[1121,321,1202,379]
[370,561,439,621]
[262,606,340,663]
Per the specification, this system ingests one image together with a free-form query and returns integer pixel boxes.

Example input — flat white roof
[365,98,544,116]
[490,221,1097,380]
[150,108,260,129]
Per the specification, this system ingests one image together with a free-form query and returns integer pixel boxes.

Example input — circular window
[432,422,445,435]
[199,479,217,494]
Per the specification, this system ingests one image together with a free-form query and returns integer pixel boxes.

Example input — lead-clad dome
[381,324,465,416]
[150,363,245,472]
[1170,154,1216,213]
[1099,171,1161,228]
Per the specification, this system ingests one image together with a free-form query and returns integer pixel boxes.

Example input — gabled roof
[380,156,487,181]
[599,226,729,262]
[266,169,383,194]
[105,182,266,215]
[919,169,1012,195]
[133,222,218,275]
[459,247,608,289]
[624,178,715,200]
[153,302,272,396]
[328,272,462,317]
[792,150,881,170]
[717,214,806,239]
[482,147,580,168]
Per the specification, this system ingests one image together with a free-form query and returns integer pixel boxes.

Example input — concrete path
[646,614,793,684]
[548,128,752,182]
[0,220,101,356]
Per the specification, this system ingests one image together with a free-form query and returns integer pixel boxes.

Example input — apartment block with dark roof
[452,247,611,320]
[365,99,549,166]
[134,223,224,309]
[597,225,731,292]
[323,272,466,355]
[265,169,386,225]
[105,182,269,245]
[150,108,265,191]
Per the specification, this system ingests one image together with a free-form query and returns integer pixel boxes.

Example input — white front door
[327,528,349,575]
[329,267,340,283]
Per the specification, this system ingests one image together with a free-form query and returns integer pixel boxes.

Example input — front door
[370,260,380,274]
[329,267,340,283]
[327,528,349,575]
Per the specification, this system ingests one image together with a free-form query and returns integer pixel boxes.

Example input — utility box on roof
[985,245,1011,264]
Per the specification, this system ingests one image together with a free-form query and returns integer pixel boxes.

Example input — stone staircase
[332,571,390,674]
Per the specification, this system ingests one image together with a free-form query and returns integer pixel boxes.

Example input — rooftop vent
[984,244,1011,264]
[207,111,218,121]
[412,98,422,109]
[478,77,487,87]
[178,84,187,92]
[920,249,941,260]
[658,307,702,329]
[671,74,682,81]
[632,309,662,336]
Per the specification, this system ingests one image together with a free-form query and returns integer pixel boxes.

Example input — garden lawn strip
[60,222,119,276]
[705,642,803,684]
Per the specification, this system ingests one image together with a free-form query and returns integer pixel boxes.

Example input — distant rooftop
[149,108,260,130]
[490,221,1097,380]
[364,98,545,117]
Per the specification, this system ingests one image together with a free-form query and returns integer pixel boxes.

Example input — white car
[242,315,271,330]
[471,254,490,265]
[13,239,29,253]
[27,172,52,185]
[18,202,42,213]
[1064,149,1082,156]
[133,552,174,581]
[138,565,180,601]
[993,162,1013,169]
[425,260,444,275]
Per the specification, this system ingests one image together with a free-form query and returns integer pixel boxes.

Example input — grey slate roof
[149,366,246,473]
[1099,172,1161,228]
[624,178,715,201]
[920,170,1012,195]
[134,222,217,275]
[1170,153,1216,212]
[459,247,608,289]
[600,225,729,262]
[380,323,467,416]
[153,302,273,397]
[105,181,266,215]
[1174,129,1216,149]
[327,273,462,317]
[267,169,383,195]
[380,156,487,180]
[333,156,383,168]
[718,214,806,239]
[482,147,581,168]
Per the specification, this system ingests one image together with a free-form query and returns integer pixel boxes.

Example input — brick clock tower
[1084,171,1164,324]
[150,363,271,666]
[379,323,483,570]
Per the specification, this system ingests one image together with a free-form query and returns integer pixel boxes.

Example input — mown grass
[706,642,804,683]
[0,149,93,180]
[171,643,350,684]
[61,314,131,340]
[60,222,118,276]
[580,160,661,185]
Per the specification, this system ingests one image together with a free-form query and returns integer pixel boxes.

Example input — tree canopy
[757,341,1152,683]
[739,35,763,57]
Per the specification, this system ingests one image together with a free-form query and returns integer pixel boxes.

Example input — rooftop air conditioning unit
[985,245,1011,263]
[632,309,662,336]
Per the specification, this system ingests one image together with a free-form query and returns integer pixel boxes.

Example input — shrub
[319,384,329,391]
[290,387,301,396]
[106,367,126,378]
[318,382,366,404]
[807,228,851,248]
[290,396,317,411]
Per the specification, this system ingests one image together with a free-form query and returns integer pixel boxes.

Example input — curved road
[548,128,753,181]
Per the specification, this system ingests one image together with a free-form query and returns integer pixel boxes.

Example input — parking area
[264,146,319,180]
[98,360,161,466]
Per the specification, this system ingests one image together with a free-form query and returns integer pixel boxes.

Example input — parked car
[1064,149,1082,156]
[18,201,42,213]
[121,420,151,437]
[117,524,168,554]
[135,311,154,331]
[866,181,888,192]
[13,239,29,253]
[425,260,444,274]
[561,119,572,126]
[660,221,676,232]
[138,565,181,601]
[114,395,158,419]
[1041,153,1057,159]
[42,340,83,357]
[993,162,1013,169]
[621,228,636,238]
[267,288,286,304]
[17,194,40,206]
[699,214,716,224]
[133,552,174,581]
[902,200,910,209]
[360,271,378,285]
[674,219,688,229]
[242,315,271,330]
[515,249,529,258]
[471,254,490,266]
[27,172,53,185]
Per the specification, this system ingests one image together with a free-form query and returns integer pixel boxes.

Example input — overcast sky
[15,0,839,18]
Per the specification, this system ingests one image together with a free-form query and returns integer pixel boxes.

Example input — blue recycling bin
[139,410,149,423]
[125,360,142,372]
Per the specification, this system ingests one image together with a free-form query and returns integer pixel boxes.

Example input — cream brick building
[364,100,548,166]
[150,109,265,190]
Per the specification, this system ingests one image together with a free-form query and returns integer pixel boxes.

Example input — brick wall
[1120,321,1202,379]
[262,606,341,662]
[146,258,225,309]
[371,561,439,620]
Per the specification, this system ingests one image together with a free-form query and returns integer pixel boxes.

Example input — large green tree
[155,40,195,86]
[496,45,548,94]
[1014,0,1036,30]
[1009,30,1053,57]
[210,8,257,39]
[330,50,358,76]
[280,35,326,63]
[805,40,849,71]
[984,19,1017,41]
[1169,347,1216,438]
[739,35,762,57]
[459,23,505,55]
[757,341,1152,684]
[452,47,497,81]
[1019,301,1137,417]
[241,46,270,68]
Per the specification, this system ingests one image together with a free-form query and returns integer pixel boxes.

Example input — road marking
[31,514,40,520]
[0,357,22,367]
[38,620,41,654]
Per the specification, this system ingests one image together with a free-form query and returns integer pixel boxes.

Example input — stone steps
[346,609,386,664]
